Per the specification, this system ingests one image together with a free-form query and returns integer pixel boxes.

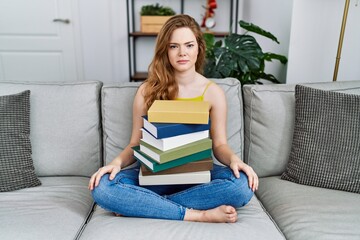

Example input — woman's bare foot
[184,205,238,223]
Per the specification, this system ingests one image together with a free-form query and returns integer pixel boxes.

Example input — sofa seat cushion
[79,196,285,240]
[256,176,360,240]
[0,177,93,240]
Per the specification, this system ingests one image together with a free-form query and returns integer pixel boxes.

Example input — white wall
[286,0,360,84]
[241,0,294,83]
[78,0,359,84]
[78,0,128,83]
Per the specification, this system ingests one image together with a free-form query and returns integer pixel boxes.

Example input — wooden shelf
[129,31,230,38]
[129,32,159,37]
[131,72,148,81]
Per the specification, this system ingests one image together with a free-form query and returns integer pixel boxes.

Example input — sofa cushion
[0,81,102,177]
[243,80,360,178]
[101,78,244,166]
[256,176,360,240]
[0,177,94,240]
[0,90,41,192]
[79,196,285,240]
[101,83,140,166]
[281,85,360,193]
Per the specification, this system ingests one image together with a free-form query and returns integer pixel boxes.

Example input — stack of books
[133,100,213,185]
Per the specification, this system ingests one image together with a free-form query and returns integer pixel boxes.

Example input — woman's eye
[169,45,177,49]
[187,44,194,48]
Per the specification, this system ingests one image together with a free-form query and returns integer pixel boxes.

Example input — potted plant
[140,3,176,33]
[204,20,288,85]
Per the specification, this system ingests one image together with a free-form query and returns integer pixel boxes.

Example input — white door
[0,0,82,82]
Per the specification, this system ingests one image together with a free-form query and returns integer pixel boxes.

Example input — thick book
[148,100,210,124]
[139,138,212,164]
[140,158,213,176]
[141,128,209,151]
[138,168,211,186]
[142,115,210,139]
[133,145,212,173]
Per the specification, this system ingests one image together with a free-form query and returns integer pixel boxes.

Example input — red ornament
[201,0,217,29]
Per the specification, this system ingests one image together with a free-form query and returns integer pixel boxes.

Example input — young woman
[88,14,258,223]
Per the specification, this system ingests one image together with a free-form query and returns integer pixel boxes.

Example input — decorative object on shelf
[140,3,176,33]
[333,0,350,81]
[203,20,288,86]
[201,0,217,31]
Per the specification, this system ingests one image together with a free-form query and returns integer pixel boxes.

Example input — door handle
[53,19,70,24]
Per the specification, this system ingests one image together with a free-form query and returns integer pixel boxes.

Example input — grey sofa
[0,78,359,240]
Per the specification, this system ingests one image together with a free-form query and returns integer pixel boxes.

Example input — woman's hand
[88,163,121,191]
[230,159,259,192]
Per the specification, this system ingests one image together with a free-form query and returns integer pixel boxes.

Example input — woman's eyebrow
[169,41,195,45]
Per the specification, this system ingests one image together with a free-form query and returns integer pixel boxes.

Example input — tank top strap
[201,81,214,96]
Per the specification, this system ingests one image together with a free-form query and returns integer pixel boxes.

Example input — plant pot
[140,16,172,33]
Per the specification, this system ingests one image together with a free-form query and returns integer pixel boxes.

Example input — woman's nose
[178,46,187,56]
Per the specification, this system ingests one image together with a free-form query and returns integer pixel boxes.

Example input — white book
[138,168,211,186]
[141,128,209,151]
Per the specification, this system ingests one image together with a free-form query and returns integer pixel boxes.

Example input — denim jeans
[91,164,254,220]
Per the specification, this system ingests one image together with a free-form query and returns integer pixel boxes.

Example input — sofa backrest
[243,80,360,178]
[0,81,102,177]
[101,78,244,166]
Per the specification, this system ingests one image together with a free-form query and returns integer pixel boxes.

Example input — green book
[139,138,212,164]
[132,146,212,173]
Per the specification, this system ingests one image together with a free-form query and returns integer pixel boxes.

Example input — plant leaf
[239,20,280,44]
[224,34,263,72]
[263,52,288,64]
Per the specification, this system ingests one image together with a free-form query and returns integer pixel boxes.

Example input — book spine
[141,158,213,176]
[143,116,210,139]
[139,169,211,186]
[134,147,212,172]
[141,128,209,151]
[156,122,210,138]
[148,112,209,124]
[140,138,212,164]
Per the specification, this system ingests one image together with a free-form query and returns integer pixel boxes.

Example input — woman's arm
[88,84,147,190]
[205,83,258,192]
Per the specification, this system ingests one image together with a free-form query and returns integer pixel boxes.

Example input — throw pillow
[0,90,41,192]
[281,85,360,193]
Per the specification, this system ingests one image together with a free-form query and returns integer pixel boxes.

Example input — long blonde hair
[143,14,206,110]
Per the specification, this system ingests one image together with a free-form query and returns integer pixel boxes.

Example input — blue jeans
[91,164,253,221]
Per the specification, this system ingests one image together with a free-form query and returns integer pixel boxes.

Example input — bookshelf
[126,0,239,82]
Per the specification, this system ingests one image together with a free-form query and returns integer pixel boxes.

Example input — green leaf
[256,73,280,83]
[204,20,288,86]
[203,33,215,47]
[263,52,288,64]
[140,3,175,16]
[239,20,280,44]
[224,34,263,72]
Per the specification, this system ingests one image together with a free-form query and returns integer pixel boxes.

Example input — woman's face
[167,27,199,73]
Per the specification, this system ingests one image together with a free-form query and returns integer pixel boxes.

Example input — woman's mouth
[177,60,189,64]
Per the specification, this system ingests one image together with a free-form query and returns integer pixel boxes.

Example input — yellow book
[148,100,210,124]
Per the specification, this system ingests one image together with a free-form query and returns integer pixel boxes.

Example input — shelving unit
[126,0,239,82]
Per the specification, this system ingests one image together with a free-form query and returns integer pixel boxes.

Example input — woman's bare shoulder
[136,82,148,96]
[196,74,222,92]
[205,80,224,95]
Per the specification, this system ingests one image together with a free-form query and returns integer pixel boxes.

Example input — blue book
[142,116,210,139]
